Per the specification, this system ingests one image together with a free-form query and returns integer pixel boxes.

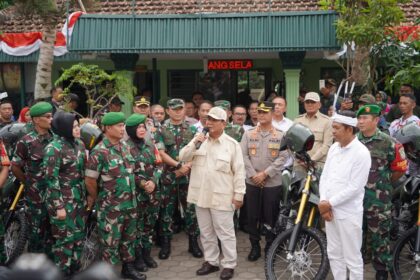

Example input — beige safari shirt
[179,133,246,211]
[294,111,333,166]
[240,127,290,187]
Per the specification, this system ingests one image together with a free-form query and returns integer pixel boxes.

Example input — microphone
[195,128,209,150]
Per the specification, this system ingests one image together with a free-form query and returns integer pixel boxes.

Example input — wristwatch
[176,162,182,169]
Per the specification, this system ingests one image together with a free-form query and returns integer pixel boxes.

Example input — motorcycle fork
[5,183,24,227]
[287,172,312,253]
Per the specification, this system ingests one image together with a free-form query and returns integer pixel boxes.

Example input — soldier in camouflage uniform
[126,113,163,272]
[85,112,146,280]
[11,102,55,254]
[155,98,202,259]
[357,105,408,280]
[0,140,10,265]
[42,111,87,276]
[214,100,244,142]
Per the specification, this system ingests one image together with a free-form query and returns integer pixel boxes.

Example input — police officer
[357,105,408,280]
[85,112,145,280]
[42,111,87,277]
[294,92,333,170]
[240,102,290,261]
[11,102,55,254]
[155,98,202,259]
[125,113,162,272]
[214,100,244,142]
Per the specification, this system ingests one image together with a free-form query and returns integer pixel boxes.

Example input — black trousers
[246,184,282,241]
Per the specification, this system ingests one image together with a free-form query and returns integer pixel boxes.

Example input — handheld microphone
[195,128,209,150]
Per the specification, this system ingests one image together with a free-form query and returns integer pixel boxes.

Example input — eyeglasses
[40,114,53,119]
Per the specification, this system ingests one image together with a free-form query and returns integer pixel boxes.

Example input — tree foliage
[55,63,136,119]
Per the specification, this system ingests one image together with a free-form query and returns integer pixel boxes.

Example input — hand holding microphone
[195,128,209,150]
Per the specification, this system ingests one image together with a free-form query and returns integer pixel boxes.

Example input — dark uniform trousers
[246,184,282,242]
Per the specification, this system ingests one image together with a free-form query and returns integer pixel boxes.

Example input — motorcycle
[392,175,420,279]
[265,123,330,280]
[2,179,28,265]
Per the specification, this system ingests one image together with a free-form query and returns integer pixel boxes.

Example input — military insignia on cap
[365,107,370,113]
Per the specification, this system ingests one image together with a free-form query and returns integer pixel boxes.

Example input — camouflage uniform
[12,130,55,253]
[85,137,138,265]
[155,121,199,237]
[43,137,87,274]
[224,123,245,142]
[358,129,407,272]
[126,138,162,250]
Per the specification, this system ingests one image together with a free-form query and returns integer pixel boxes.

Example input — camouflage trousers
[138,189,161,250]
[363,195,393,271]
[97,208,137,265]
[25,199,52,254]
[0,213,5,264]
[158,183,199,238]
[49,203,86,275]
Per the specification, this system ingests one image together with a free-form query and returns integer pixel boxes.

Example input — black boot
[158,236,171,259]
[143,248,158,268]
[247,239,261,261]
[121,262,147,280]
[134,247,148,272]
[376,270,388,280]
[188,235,203,258]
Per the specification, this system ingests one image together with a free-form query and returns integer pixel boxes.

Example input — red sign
[208,60,253,70]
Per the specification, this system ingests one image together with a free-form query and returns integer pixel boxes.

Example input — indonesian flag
[0,11,83,57]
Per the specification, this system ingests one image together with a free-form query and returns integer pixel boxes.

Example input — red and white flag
[0,11,83,57]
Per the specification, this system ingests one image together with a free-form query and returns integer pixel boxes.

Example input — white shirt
[194,121,205,133]
[389,115,420,137]
[319,137,371,219]
[272,117,293,132]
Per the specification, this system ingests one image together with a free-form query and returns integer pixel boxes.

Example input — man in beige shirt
[240,101,290,261]
[294,92,333,169]
[180,107,246,280]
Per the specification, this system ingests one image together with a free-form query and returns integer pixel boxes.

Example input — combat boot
[134,247,148,272]
[188,235,203,258]
[121,262,147,280]
[158,236,171,259]
[248,239,261,261]
[376,270,388,280]
[142,248,158,268]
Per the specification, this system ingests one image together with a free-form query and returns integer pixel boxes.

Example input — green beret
[126,113,146,127]
[30,102,53,117]
[356,104,381,117]
[167,98,185,109]
[101,112,126,126]
[214,100,231,110]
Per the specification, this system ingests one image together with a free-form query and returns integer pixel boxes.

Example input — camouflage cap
[257,101,274,112]
[30,102,53,117]
[134,96,150,106]
[358,94,376,104]
[167,98,185,109]
[126,113,146,127]
[214,100,231,110]
[101,112,126,126]
[356,104,381,117]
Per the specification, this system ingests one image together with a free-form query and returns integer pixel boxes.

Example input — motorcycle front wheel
[265,226,329,280]
[4,210,28,265]
[80,214,99,270]
[393,227,420,280]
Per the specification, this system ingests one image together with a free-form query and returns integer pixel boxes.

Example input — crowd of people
[0,80,418,280]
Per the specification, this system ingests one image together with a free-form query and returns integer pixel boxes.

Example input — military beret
[167,98,185,109]
[134,96,150,106]
[358,94,376,104]
[101,112,126,126]
[126,113,146,127]
[356,104,381,117]
[214,100,231,110]
[30,102,53,117]
[257,101,274,112]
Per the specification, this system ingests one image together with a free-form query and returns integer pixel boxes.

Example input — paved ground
[138,230,377,280]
